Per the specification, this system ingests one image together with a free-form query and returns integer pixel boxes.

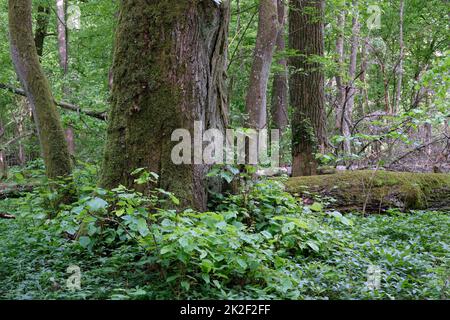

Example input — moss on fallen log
[285,170,450,212]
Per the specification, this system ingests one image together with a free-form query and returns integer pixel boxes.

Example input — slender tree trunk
[271,0,289,132]
[65,126,75,156]
[335,9,346,131]
[382,63,391,113]
[8,0,72,179]
[16,97,28,165]
[56,0,68,74]
[343,0,359,156]
[0,120,7,180]
[100,0,230,211]
[394,0,404,114]
[245,0,279,129]
[289,0,327,176]
[34,4,50,58]
[359,36,369,115]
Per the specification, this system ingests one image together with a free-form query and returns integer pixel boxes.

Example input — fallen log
[285,170,450,212]
[0,184,34,200]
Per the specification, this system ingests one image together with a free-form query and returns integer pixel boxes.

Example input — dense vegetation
[0,0,448,301]
[0,163,448,299]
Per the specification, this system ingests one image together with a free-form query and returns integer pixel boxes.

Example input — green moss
[285,170,450,211]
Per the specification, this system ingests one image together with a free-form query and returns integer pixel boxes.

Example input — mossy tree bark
[8,0,72,179]
[100,0,230,211]
[289,0,327,176]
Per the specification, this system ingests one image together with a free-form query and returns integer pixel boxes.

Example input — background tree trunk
[335,9,346,131]
[359,36,369,115]
[8,0,72,179]
[0,120,7,180]
[289,0,327,176]
[100,0,229,211]
[343,0,359,156]
[271,0,289,132]
[245,0,279,129]
[394,0,404,114]
[56,0,68,74]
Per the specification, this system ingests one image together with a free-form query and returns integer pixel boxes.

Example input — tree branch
[0,83,107,121]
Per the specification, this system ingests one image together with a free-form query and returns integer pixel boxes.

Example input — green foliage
[1,166,448,300]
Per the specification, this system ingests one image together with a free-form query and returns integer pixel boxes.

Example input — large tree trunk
[285,171,450,212]
[100,0,229,211]
[270,0,288,132]
[394,0,404,114]
[289,0,327,176]
[245,0,279,129]
[8,0,72,179]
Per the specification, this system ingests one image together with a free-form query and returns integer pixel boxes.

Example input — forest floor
[0,163,448,300]
[0,199,448,299]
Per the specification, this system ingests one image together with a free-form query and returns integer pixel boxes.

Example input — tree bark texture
[289,0,327,176]
[100,0,230,211]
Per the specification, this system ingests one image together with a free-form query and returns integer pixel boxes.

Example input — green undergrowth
[0,165,448,300]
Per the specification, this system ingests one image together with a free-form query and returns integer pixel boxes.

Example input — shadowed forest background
[0,0,449,300]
